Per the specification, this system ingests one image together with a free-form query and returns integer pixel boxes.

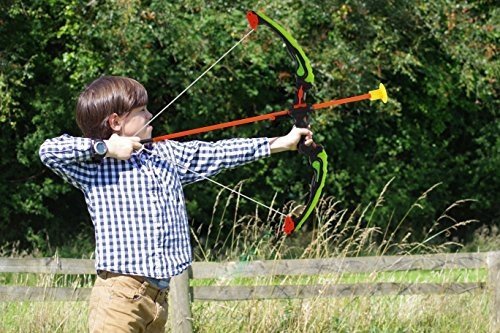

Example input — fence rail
[1,251,499,333]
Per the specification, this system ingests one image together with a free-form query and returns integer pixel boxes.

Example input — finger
[299,128,313,136]
[132,141,143,150]
[130,136,141,142]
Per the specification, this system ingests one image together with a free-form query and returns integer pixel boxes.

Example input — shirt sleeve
[156,138,270,185]
[39,134,98,190]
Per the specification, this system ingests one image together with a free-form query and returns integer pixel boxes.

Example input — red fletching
[283,215,295,235]
[246,11,259,30]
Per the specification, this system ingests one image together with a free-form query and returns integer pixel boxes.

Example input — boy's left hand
[269,127,313,154]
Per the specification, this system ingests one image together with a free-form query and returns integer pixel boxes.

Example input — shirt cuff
[256,137,271,158]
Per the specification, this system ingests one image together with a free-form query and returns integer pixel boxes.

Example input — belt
[97,270,170,302]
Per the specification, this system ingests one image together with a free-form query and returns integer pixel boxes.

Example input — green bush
[0,0,497,253]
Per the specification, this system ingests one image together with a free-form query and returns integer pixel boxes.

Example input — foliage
[0,0,498,251]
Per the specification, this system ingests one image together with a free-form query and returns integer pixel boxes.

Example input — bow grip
[290,104,318,155]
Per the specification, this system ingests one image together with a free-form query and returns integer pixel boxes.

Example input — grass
[0,287,489,332]
[0,181,495,332]
[1,301,88,333]
[0,268,490,333]
[192,294,489,333]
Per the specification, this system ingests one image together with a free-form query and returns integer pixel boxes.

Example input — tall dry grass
[192,179,477,262]
[0,180,489,332]
[0,271,91,332]
[187,180,487,332]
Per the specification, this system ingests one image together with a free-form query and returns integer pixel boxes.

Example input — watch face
[94,141,107,155]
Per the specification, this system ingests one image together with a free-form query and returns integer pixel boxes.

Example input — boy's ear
[108,113,122,131]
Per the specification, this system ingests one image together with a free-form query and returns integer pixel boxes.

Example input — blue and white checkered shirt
[39,134,270,278]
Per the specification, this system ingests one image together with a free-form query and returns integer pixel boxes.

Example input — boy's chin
[141,126,153,139]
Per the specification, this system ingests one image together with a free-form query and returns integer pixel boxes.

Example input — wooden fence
[0,252,499,332]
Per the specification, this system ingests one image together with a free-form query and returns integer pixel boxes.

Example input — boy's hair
[76,76,148,139]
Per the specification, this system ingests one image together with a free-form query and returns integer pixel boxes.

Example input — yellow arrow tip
[369,83,388,103]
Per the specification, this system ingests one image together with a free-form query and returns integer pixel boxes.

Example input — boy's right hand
[104,134,142,160]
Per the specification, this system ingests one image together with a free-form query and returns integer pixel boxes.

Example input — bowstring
[133,24,286,223]
[136,146,286,218]
[133,29,255,137]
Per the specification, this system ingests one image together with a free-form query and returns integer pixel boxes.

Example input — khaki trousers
[88,271,169,333]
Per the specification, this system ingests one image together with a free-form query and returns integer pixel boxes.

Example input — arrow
[140,83,388,144]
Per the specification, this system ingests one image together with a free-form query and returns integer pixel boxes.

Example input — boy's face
[114,106,153,140]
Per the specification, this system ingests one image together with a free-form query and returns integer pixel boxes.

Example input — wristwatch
[92,140,108,162]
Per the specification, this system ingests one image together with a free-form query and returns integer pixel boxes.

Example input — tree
[0,0,497,252]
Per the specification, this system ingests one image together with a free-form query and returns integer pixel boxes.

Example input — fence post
[170,268,193,333]
[488,251,500,333]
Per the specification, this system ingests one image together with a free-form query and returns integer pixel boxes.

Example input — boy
[39,76,313,333]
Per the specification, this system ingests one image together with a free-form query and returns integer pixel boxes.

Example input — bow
[137,11,388,236]
[245,11,327,235]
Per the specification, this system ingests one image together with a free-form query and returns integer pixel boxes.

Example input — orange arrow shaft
[312,93,371,110]
[149,110,290,142]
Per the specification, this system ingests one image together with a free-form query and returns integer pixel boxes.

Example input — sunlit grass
[192,293,489,333]
[0,182,491,332]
